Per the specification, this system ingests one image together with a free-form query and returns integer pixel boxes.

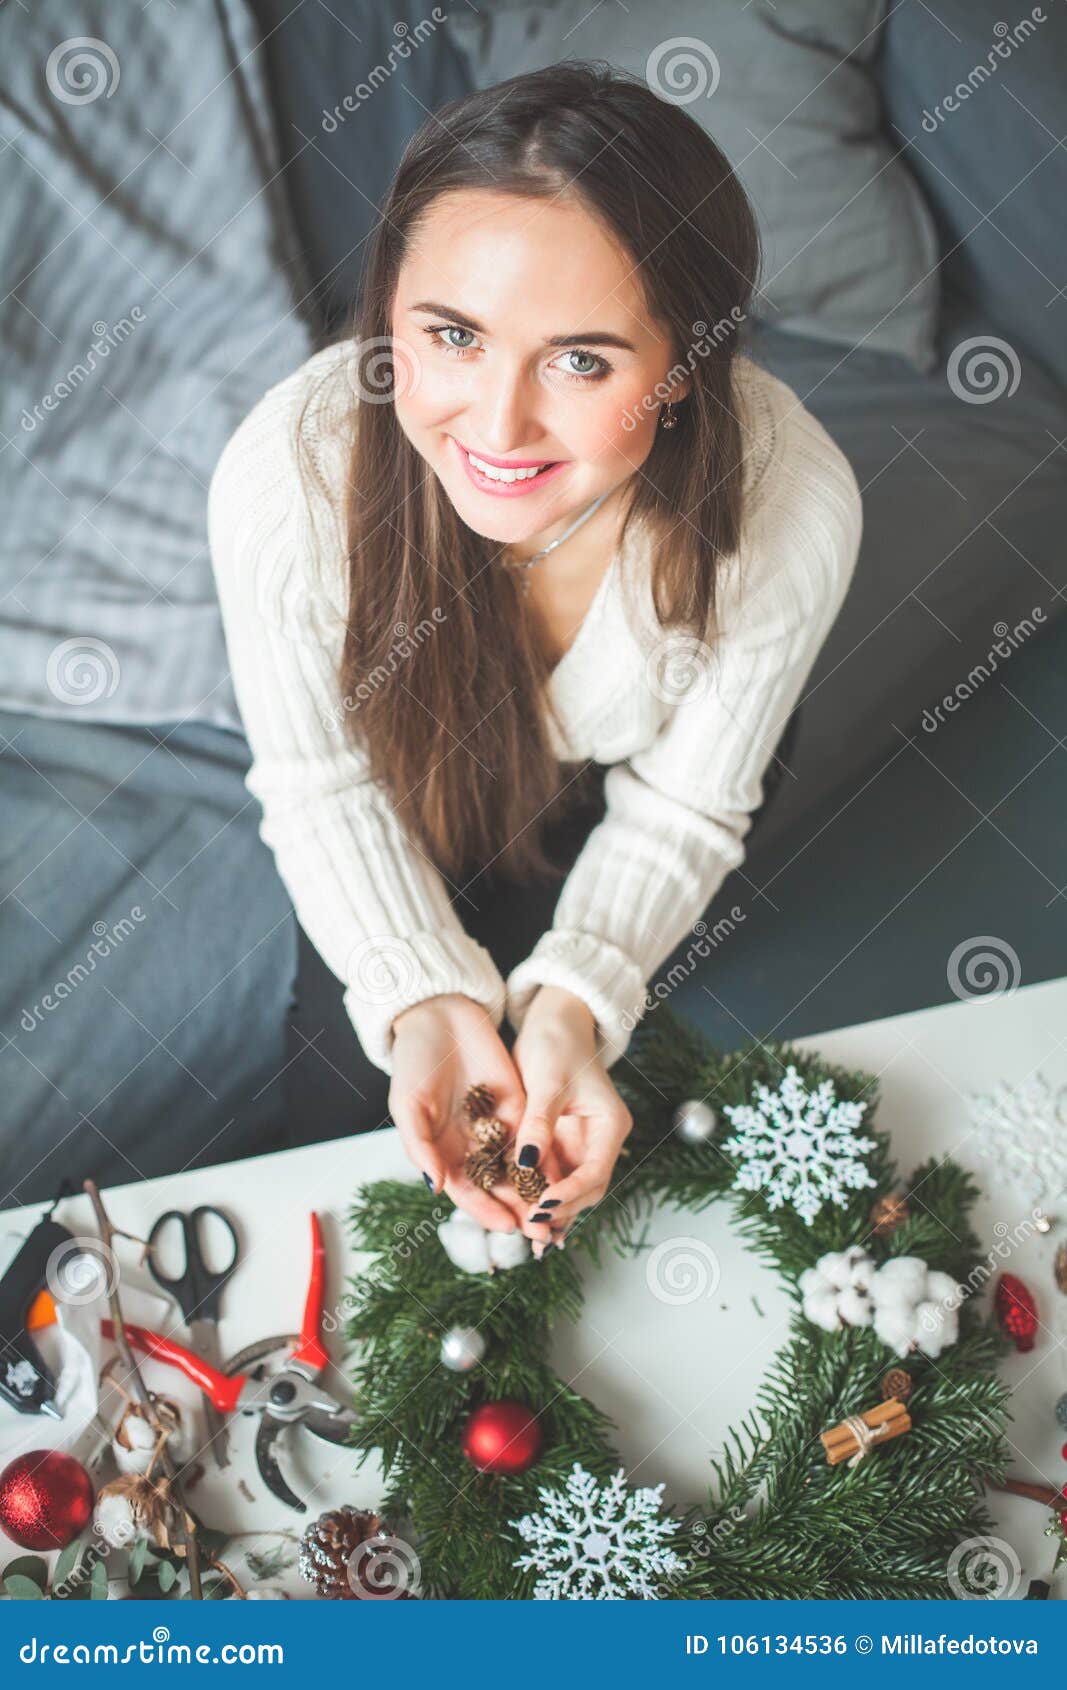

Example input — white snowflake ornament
[966,1071,1067,1219]
[509,1462,685,1600]
[721,1065,877,1225]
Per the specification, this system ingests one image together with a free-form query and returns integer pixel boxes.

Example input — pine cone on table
[299,1506,409,1600]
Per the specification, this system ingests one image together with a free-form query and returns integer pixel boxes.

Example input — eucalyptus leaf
[2,1555,47,1589]
[157,1561,178,1593]
[127,1537,149,1584]
[89,1559,109,1601]
[3,1574,45,1600]
[52,1540,81,1587]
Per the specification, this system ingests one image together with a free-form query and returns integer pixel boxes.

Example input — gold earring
[660,400,679,431]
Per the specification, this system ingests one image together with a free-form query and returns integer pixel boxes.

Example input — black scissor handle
[147,1206,239,1324]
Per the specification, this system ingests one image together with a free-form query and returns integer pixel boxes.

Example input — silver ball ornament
[1054,1392,1067,1431]
[673,1099,717,1144]
[440,1325,486,1373]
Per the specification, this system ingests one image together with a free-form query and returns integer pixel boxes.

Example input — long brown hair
[302,61,760,886]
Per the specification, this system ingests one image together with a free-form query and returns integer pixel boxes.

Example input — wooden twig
[993,1476,1062,1508]
[207,1554,248,1600]
[83,1179,204,1601]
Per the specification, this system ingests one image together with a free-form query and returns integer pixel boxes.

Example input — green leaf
[127,1536,149,1584]
[52,1540,81,1587]
[3,1574,45,1600]
[2,1555,48,1589]
[157,1561,178,1593]
[89,1559,109,1601]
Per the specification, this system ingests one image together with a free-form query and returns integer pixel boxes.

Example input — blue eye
[421,324,611,383]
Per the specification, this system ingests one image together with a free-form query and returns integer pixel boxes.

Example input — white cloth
[207,342,862,1073]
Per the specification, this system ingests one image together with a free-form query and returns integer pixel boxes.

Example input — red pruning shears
[102,1213,355,1512]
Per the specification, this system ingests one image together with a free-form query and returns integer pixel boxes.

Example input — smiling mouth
[453,439,561,483]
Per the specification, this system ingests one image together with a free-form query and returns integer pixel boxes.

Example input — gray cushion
[0,0,313,730]
[879,0,1067,388]
[736,306,1067,850]
[445,0,940,371]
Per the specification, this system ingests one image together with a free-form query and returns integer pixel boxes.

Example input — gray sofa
[2,0,1064,1201]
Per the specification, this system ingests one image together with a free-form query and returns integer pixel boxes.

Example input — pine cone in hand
[470,1114,508,1154]
[506,1151,547,1204]
[299,1506,412,1600]
[464,1144,506,1192]
[463,1082,495,1121]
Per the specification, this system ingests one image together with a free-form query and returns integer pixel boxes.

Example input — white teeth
[466,450,550,483]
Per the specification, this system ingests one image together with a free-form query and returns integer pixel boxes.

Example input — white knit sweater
[207,340,862,1075]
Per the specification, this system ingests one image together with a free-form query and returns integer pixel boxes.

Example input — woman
[207,63,862,1259]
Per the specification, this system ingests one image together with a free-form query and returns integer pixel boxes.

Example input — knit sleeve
[504,400,863,1070]
[206,350,507,1075]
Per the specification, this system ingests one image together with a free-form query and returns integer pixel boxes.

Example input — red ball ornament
[461,1399,542,1474]
[0,1450,94,1551]
[994,1273,1039,1352]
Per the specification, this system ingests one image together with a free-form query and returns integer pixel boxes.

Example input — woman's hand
[388,993,533,1234]
[510,985,633,1258]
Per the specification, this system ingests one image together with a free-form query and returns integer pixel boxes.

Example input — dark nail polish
[540,1198,560,1208]
[531,1210,551,1223]
[518,1144,540,1168]
[423,1173,434,1192]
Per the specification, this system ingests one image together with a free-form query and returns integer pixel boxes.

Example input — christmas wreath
[342,1009,1034,1600]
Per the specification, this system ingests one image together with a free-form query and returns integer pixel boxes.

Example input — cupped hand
[389,993,553,1240]
[510,985,633,1258]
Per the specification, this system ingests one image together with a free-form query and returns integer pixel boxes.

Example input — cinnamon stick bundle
[821,1397,911,1466]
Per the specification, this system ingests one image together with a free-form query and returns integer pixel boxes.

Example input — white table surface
[2,977,1066,1599]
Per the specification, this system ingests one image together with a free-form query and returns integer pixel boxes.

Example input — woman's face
[389,188,689,550]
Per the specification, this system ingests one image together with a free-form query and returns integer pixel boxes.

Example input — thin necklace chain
[500,489,613,596]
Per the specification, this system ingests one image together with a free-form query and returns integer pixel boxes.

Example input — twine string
[842,1412,892,1468]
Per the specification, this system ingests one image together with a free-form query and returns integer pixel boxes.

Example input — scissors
[103,1213,354,1512]
[146,1205,239,1467]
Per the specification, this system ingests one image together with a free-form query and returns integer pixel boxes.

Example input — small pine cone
[470,1114,508,1154]
[869,1192,909,1238]
[464,1144,506,1192]
[506,1153,547,1204]
[881,1366,913,1404]
[463,1082,495,1121]
[299,1506,384,1600]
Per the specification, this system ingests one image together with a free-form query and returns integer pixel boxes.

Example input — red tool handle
[100,1320,246,1415]
[290,1212,329,1374]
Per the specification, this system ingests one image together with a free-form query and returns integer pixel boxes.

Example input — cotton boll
[818,1249,864,1291]
[913,1298,959,1358]
[836,1286,874,1327]
[94,1492,139,1549]
[799,1264,830,1297]
[846,1253,877,1293]
[873,1300,918,1357]
[801,1286,842,1333]
[437,1210,492,1274]
[871,1256,927,1306]
[924,1269,962,1309]
[487,1228,531,1270]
